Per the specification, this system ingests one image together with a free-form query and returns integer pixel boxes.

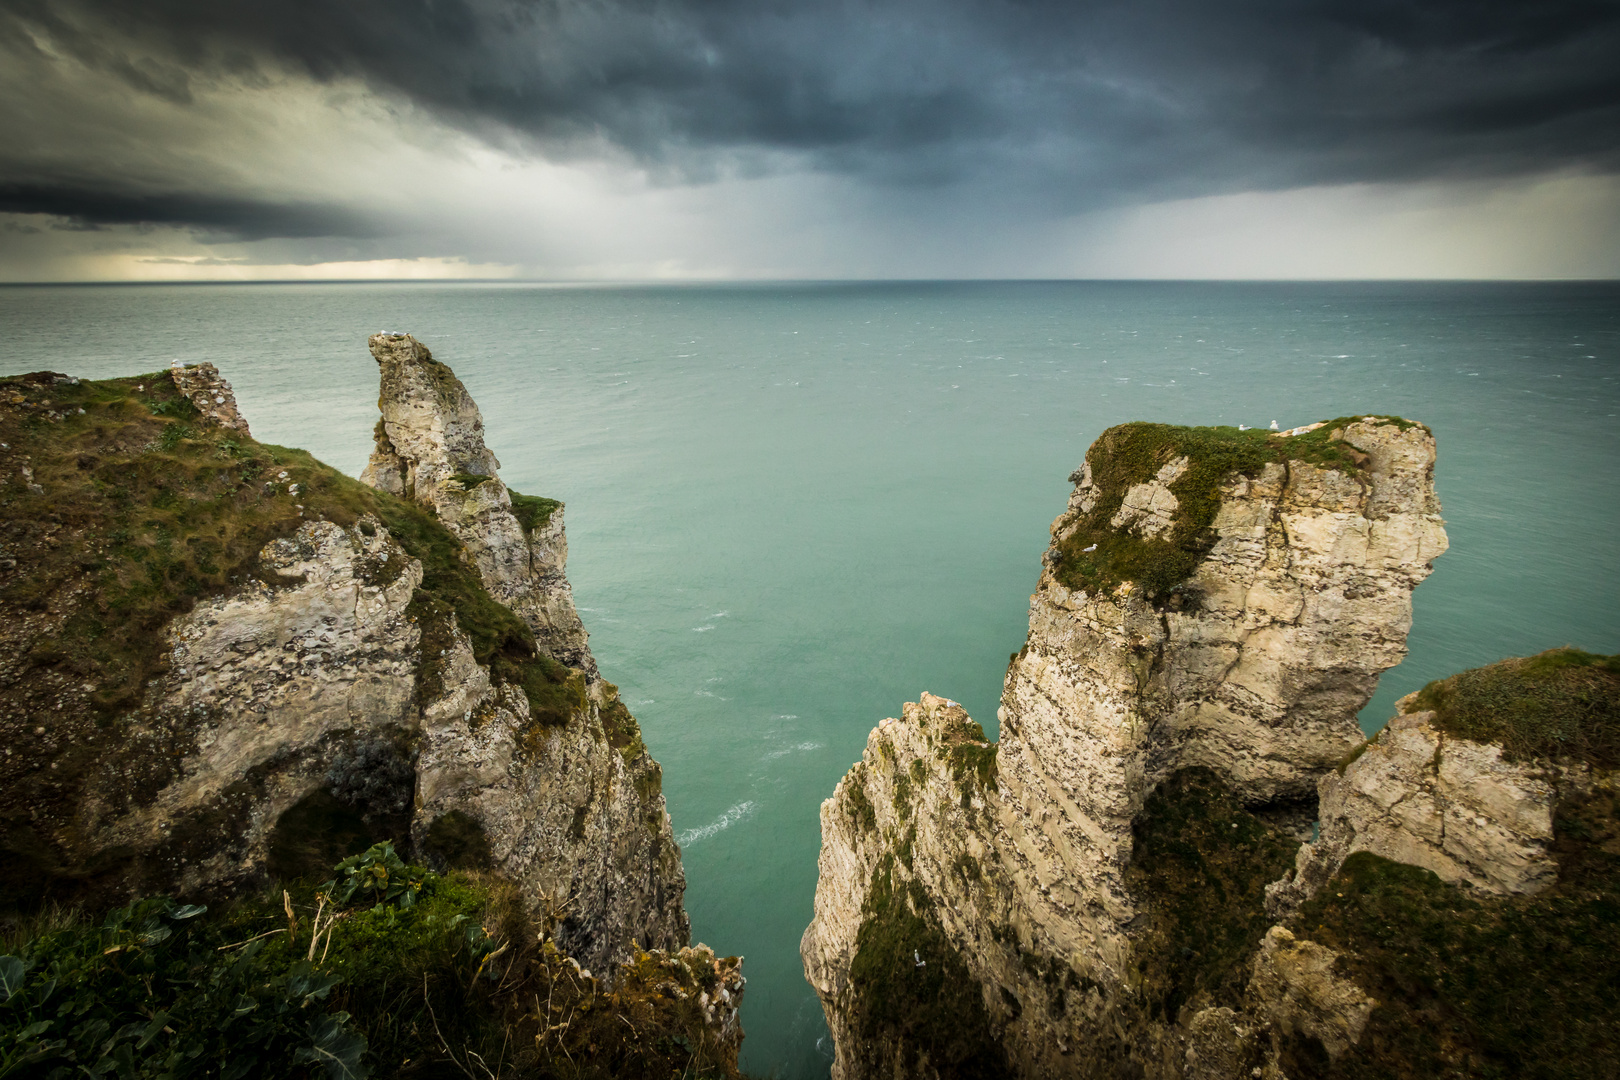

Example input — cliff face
[355,332,685,966]
[0,343,689,978]
[803,418,1452,1079]
[360,333,594,673]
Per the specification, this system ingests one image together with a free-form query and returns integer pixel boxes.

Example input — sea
[4,280,1618,1077]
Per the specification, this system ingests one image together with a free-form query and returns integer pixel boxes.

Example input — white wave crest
[763,740,825,761]
[677,801,757,847]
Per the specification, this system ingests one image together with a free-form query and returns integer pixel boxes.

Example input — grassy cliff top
[0,369,586,901]
[1053,416,1421,599]
[0,368,572,712]
[1404,647,1620,766]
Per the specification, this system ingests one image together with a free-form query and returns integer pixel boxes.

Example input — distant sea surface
[4,280,1619,1077]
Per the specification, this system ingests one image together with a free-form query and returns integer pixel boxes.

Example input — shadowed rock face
[804,418,1449,1080]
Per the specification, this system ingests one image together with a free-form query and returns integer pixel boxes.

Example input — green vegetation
[844,774,877,833]
[1284,788,1620,1079]
[945,743,997,791]
[508,492,562,535]
[847,856,1007,1079]
[1407,647,1620,767]
[891,772,914,820]
[924,709,999,794]
[0,370,570,716]
[1,846,750,1079]
[447,472,493,490]
[1126,768,1301,1021]
[0,370,582,903]
[1052,417,1418,599]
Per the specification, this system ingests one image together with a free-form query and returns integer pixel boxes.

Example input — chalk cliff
[803,417,1456,1078]
[0,343,690,978]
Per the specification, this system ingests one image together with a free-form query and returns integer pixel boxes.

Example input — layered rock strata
[0,349,694,980]
[804,417,1449,1078]
[361,333,594,674]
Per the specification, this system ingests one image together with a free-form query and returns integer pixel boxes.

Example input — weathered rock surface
[169,361,251,436]
[804,418,1448,1079]
[361,333,593,673]
[1267,696,1596,918]
[0,346,696,982]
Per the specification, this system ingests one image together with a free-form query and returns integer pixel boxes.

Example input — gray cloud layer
[3,0,1618,242]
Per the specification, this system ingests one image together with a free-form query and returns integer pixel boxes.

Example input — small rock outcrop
[1270,648,1619,917]
[804,417,1449,1079]
[168,361,251,436]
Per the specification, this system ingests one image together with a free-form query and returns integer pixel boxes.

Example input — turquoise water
[4,280,1619,1076]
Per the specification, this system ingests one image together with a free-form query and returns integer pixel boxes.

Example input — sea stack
[802,418,1450,1077]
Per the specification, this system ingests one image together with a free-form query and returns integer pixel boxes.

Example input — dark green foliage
[1053,418,1414,599]
[891,772,914,820]
[1126,768,1301,1020]
[0,896,370,1079]
[845,780,877,833]
[1408,647,1620,767]
[847,858,1007,1079]
[496,648,585,729]
[1287,788,1620,1079]
[507,491,562,535]
[447,472,492,490]
[946,743,998,791]
[325,843,429,909]
[2,859,752,1080]
[420,812,493,872]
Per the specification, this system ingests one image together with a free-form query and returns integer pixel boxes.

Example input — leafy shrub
[0,897,367,1079]
[325,842,429,909]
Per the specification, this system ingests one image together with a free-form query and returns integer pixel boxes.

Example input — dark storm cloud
[0,184,386,240]
[3,0,1619,234]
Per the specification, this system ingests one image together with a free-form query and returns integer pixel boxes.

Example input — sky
[2,0,1619,280]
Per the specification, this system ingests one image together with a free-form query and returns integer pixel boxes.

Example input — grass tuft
[1406,647,1620,767]
[1053,417,1418,599]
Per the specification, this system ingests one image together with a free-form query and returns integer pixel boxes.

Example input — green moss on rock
[1285,787,1620,1079]
[1053,417,1414,599]
[1126,768,1301,1021]
[847,856,1007,1079]
[508,490,562,534]
[1407,647,1620,767]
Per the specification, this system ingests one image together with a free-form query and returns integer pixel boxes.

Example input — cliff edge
[803,417,1454,1078]
[0,340,689,978]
